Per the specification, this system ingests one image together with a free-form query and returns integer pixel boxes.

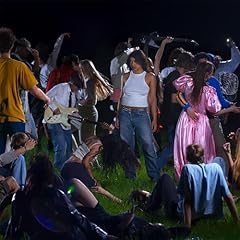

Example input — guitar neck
[68,114,113,132]
[68,115,100,125]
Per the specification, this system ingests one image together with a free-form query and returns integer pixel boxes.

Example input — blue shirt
[177,163,230,220]
[208,77,232,108]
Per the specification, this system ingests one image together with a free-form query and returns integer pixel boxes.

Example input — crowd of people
[0,26,240,239]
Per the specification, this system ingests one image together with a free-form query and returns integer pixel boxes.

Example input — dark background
[1,0,240,76]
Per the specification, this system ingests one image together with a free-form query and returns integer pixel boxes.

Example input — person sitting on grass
[7,153,118,240]
[0,132,37,188]
[61,127,140,203]
[0,176,19,213]
[64,177,191,240]
[130,144,239,228]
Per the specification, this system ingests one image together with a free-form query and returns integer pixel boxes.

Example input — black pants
[77,203,147,236]
[145,174,178,219]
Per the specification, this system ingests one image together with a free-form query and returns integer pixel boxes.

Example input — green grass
[1,134,240,240]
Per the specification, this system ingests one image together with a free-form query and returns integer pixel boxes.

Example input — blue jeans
[25,111,38,140]
[48,124,72,169]
[0,155,26,186]
[157,124,174,171]
[119,108,159,180]
[0,122,25,154]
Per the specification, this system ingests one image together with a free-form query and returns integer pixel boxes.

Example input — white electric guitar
[44,105,114,132]
[44,103,78,128]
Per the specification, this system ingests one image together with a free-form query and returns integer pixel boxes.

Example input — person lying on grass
[64,177,191,240]
[130,144,239,228]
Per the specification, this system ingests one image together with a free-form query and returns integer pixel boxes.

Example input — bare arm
[91,185,122,203]
[115,73,129,128]
[223,142,234,170]
[82,146,100,182]
[154,37,174,76]
[224,194,240,223]
[214,103,240,116]
[29,85,50,104]
[183,200,192,228]
[146,72,158,132]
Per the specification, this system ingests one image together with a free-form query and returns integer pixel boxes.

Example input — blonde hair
[233,129,240,183]
[80,59,113,101]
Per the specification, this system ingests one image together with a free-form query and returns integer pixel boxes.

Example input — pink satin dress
[173,75,222,178]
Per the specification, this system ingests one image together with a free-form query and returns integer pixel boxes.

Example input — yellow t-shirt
[0,58,38,123]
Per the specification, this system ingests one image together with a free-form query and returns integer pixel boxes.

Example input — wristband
[183,103,191,111]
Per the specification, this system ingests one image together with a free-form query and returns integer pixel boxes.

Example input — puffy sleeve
[205,86,222,114]
[173,75,193,93]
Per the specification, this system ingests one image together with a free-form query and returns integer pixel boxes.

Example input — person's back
[0,27,50,154]
[178,162,230,220]
[0,58,37,123]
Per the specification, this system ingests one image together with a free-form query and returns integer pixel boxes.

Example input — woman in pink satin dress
[173,61,221,178]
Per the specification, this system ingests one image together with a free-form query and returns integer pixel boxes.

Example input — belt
[121,105,148,111]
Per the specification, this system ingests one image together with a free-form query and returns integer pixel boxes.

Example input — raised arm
[154,37,174,76]
[47,32,71,68]
[216,38,240,74]
[223,142,234,170]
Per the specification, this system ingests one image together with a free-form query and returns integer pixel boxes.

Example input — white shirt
[46,82,81,111]
[121,71,149,107]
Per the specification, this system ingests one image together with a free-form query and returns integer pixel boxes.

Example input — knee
[4,176,20,192]
[160,173,172,183]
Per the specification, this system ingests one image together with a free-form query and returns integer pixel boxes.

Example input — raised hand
[62,32,71,38]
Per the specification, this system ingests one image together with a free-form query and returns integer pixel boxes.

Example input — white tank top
[121,71,149,107]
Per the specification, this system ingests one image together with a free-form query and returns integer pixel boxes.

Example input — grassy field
[1,134,240,240]
[93,157,240,240]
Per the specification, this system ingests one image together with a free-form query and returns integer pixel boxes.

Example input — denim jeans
[0,122,25,154]
[119,108,159,180]
[157,124,175,171]
[25,111,38,140]
[47,124,72,169]
[0,155,26,186]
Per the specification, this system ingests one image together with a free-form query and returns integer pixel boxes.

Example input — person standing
[0,27,50,154]
[76,59,112,142]
[117,49,159,181]
[173,61,222,178]
[46,75,84,169]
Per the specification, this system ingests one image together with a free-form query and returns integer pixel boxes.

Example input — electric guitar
[68,115,115,133]
[44,104,114,132]
[44,103,78,128]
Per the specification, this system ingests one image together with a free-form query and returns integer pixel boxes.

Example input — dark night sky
[1,0,240,75]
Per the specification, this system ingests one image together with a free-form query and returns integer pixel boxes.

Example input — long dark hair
[100,134,139,172]
[127,49,149,72]
[27,154,55,192]
[190,61,214,105]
